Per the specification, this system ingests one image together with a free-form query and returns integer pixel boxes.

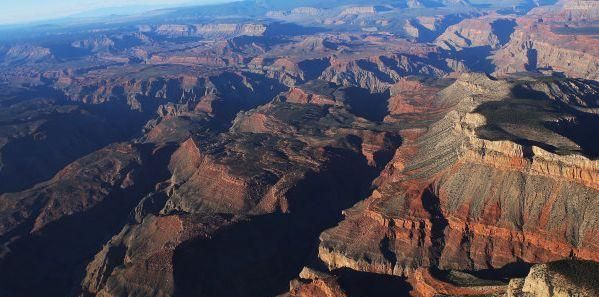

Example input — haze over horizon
[0,0,237,25]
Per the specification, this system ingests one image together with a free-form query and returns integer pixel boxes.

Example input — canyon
[0,0,597,296]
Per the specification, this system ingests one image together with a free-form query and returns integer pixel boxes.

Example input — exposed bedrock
[493,27,599,80]
[0,88,148,195]
[528,0,599,23]
[0,143,177,297]
[76,101,402,297]
[281,267,412,297]
[436,17,517,51]
[78,143,381,297]
[0,70,286,197]
[61,71,286,120]
[506,260,599,297]
[320,54,449,93]
[1,1,598,297]
[170,150,377,297]
[492,2,599,81]
[251,51,452,93]
[318,73,599,280]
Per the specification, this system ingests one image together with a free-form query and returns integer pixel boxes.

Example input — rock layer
[318,74,599,280]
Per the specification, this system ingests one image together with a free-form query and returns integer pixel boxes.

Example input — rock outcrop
[493,23,599,80]
[2,45,52,63]
[281,268,348,297]
[528,0,599,23]
[153,23,267,38]
[493,0,599,80]
[75,99,401,297]
[59,70,285,120]
[80,214,231,297]
[320,54,448,93]
[0,1,598,296]
[0,143,142,237]
[409,268,507,297]
[506,260,599,297]
[318,74,599,279]
[436,17,516,50]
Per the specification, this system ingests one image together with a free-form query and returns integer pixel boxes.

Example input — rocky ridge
[506,260,599,297]
[0,0,598,296]
[317,73,599,286]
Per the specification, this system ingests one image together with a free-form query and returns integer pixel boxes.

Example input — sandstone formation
[409,268,507,297]
[0,0,597,297]
[506,260,599,297]
[318,73,599,278]
[320,54,448,93]
[281,268,348,297]
[71,97,402,297]
[494,1,599,80]
[80,214,232,297]
[436,17,516,50]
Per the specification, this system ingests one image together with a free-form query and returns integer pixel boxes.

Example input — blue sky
[0,0,236,25]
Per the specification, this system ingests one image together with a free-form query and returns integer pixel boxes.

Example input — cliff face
[2,45,52,63]
[528,0,599,23]
[386,79,442,117]
[282,268,348,297]
[493,25,599,80]
[493,0,599,80]
[284,260,599,297]
[80,214,231,297]
[283,87,338,106]
[318,74,599,279]
[0,1,598,296]
[506,260,599,297]
[71,36,118,53]
[435,17,515,51]
[0,86,151,195]
[58,70,286,122]
[0,141,181,297]
[320,54,448,93]
[0,143,142,237]
[164,101,400,216]
[75,99,401,297]
[246,33,452,92]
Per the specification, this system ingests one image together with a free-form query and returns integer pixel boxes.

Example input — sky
[0,0,237,25]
